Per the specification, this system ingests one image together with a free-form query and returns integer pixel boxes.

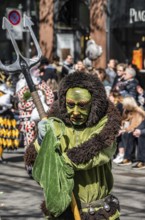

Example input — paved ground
[113,163,145,220]
[0,149,44,220]
[0,148,145,220]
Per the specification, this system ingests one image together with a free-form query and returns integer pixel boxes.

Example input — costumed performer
[32,72,121,220]
[15,65,54,173]
[0,71,19,162]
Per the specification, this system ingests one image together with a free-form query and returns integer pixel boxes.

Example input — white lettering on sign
[129,8,145,24]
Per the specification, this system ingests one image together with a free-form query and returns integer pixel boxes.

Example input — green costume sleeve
[62,142,116,170]
[32,122,74,217]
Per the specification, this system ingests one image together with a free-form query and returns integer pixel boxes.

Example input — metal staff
[0,15,81,220]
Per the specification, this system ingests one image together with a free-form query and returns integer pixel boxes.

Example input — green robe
[33,116,118,219]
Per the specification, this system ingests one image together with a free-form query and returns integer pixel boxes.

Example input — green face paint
[66,87,92,126]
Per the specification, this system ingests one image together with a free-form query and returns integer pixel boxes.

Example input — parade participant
[16,66,54,148]
[33,72,121,220]
[15,65,54,173]
[0,71,19,162]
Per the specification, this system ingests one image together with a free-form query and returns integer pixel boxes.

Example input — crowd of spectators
[105,59,145,170]
[48,55,145,170]
[0,55,145,169]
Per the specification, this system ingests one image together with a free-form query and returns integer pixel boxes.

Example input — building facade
[39,0,107,67]
[109,0,145,69]
[1,0,145,69]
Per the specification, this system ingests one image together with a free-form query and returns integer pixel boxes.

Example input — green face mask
[66,87,92,126]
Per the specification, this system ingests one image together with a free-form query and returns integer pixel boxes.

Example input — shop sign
[110,0,145,28]
[129,8,145,24]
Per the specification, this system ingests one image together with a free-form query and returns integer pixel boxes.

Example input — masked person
[32,72,121,220]
[16,65,54,174]
[0,72,19,162]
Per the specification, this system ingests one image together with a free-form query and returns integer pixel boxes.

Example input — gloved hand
[30,90,50,121]
[37,118,48,145]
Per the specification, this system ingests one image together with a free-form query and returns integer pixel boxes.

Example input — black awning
[110,0,145,28]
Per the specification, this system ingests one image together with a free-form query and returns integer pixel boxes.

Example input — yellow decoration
[7,129,11,138]
[0,116,20,150]
[2,139,7,148]
[7,119,11,128]
[13,139,19,148]
[0,146,3,157]
[3,118,7,127]
[6,139,12,148]
[0,138,2,145]
[11,119,17,128]
[15,129,19,138]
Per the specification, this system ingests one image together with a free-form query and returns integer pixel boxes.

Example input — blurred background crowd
[0,54,145,170]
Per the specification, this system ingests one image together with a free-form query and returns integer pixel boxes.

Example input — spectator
[51,55,62,83]
[95,68,111,85]
[109,91,123,160]
[39,56,58,83]
[112,63,126,91]
[106,59,117,86]
[117,67,138,100]
[61,55,74,79]
[113,96,145,169]
[136,85,145,110]
[74,60,87,72]
[109,91,123,116]
[94,68,112,96]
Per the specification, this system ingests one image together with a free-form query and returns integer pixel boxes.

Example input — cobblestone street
[0,149,145,220]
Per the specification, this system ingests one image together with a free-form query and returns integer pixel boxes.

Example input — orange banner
[132,48,143,70]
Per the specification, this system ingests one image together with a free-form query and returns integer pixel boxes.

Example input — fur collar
[48,100,121,165]
[47,72,121,164]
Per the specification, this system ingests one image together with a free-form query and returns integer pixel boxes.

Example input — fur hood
[57,72,108,126]
[48,72,121,164]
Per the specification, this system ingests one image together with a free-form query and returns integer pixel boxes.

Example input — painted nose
[73,106,80,116]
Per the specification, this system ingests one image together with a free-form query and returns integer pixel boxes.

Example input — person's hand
[115,86,119,91]
[133,129,141,137]
[118,129,125,136]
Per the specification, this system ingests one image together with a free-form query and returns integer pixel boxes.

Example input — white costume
[16,71,54,149]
